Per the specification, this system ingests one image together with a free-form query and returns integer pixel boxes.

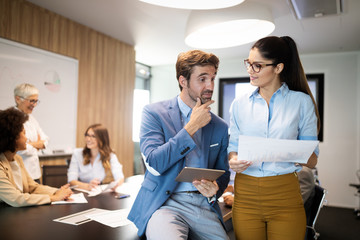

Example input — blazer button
[181,147,190,155]
[165,191,170,195]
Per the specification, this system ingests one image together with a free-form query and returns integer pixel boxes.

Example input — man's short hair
[176,50,219,91]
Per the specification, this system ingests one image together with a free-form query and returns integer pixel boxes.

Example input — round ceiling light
[139,0,245,10]
[185,2,275,49]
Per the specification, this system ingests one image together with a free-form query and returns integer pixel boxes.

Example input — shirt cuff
[207,195,216,204]
[222,192,233,197]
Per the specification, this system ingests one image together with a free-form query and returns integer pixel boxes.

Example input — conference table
[0,176,232,240]
[0,191,139,240]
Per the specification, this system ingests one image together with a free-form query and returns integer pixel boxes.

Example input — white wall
[151,51,360,209]
[150,65,180,103]
[301,52,360,208]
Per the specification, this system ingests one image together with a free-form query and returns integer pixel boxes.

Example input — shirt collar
[14,106,30,116]
[277,82,289,97]
[249,82,289,99]
[177,95,192,118]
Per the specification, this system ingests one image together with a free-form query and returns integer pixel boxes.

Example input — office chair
[349,169,360,219]
[306,184,327,240]
[41,164,69,188]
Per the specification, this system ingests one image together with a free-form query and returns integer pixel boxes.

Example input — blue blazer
[128,97,230,237]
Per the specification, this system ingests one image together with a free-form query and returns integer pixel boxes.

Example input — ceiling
[27,0,360,66]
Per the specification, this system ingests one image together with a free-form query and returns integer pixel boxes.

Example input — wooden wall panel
[0,0,135,177]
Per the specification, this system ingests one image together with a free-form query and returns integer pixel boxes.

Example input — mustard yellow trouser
[232,173,306,240]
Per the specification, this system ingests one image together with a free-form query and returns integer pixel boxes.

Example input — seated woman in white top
[67,124,124,191]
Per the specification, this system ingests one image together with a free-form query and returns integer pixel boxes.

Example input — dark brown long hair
[83,124,114,183]
[252,36,320,133]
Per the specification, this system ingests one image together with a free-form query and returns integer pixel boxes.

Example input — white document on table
[115,182,137,195]
[85,208,133,228]
[51,193,88,205]
[115,175,144,196]
[73,186,100,195]
[74,183,114,197]
[53,208,109,225]
[237,135,319,163]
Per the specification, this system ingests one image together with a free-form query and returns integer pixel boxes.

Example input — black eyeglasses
[244,59,277,73]
[20,97,40,105]
[85,133,96,138]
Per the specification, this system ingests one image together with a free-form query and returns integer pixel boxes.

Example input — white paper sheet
[53,208,109,225]
[51,193,88,205]
[237,135,319,163]
[115,182,136,195]
[115,175,143,196]
[85,208,133,228]
[74,184,112,197]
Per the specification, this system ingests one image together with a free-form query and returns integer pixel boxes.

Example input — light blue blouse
[228,83,319,177]
[67,148,124,183]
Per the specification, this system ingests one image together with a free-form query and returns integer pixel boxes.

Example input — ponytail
[252,36,321,133]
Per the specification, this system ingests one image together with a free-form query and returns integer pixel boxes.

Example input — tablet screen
[175,167,225,182]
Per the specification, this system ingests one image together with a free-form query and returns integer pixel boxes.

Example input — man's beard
[188,90,213,104]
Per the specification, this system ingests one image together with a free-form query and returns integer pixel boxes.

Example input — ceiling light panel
[139,0,245,10]
[185,2,275,49]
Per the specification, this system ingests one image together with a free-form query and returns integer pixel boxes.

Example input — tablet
[175,167,225,182]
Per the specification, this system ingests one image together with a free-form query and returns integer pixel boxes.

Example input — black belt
[178,191,201,194]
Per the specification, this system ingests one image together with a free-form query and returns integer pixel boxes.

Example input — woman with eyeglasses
[0,107,73,207]
[14,83,49,183]
[228,36,320,240]
[67,124,124,191]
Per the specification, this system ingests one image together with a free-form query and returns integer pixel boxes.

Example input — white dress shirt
[17,114,49,180]
[9,160,23,192]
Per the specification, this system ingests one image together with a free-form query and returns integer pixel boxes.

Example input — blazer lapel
[202,117,215,168]
[0,153,16,188]
[16,155,29,192]
[168,97,182,133]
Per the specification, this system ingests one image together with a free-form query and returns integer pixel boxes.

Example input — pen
[115,194,130,199]
[70,185,78,189]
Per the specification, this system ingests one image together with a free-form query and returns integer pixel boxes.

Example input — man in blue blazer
[128,50,230,240]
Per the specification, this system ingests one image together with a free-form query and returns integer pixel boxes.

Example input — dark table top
[0,191,139,240]
[0,177,232,240]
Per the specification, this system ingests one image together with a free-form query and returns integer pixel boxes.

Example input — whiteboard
[0,38,78,154]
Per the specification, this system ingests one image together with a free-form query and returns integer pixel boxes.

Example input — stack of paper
[53,208,108,225]
[51,193,88,205]
[53,208,133,227]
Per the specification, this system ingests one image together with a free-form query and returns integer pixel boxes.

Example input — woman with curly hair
[67,124,124,191]
[0,107,73,207]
